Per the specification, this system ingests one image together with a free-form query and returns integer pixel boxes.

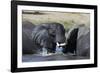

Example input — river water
[22,53,89,62]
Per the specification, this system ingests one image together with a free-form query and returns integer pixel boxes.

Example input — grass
[22,11,90,30]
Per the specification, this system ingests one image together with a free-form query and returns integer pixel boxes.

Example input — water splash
[41,46,64,56]
[56,46,63,54]
[42,48,48,56]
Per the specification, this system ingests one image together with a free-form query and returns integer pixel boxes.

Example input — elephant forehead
[42,23,64,30]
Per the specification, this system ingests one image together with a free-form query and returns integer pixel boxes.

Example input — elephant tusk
[56,42,60,46]
[56,42,66,47]
[59,43,66,46]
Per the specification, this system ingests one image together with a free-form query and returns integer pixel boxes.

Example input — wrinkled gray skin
[22,21,36,54]
[42,23,66,43]
[32,23,66,54]
[76,25,90,57]
[64,25,90,57]
[63,27,78,55]
[32,25,55,53]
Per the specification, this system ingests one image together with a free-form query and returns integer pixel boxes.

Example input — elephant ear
[36,30,49,46]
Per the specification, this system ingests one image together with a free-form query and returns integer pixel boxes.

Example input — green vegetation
[22,11,90,30]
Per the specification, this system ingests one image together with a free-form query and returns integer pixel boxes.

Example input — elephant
[76,25,90,57]
[22,21,36,54]
[62,27,79,55]
[63,24,90,58]
[31,23,66,55]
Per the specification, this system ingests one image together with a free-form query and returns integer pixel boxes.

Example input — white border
[17,5,94,68]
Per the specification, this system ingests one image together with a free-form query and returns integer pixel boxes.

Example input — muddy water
[22,54,89,62]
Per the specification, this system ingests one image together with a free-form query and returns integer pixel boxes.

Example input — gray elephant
[22,21,36,54]
[76,25,90,57]
[62,27,79,55]
[63,24,90,58]
[31,23,66,55]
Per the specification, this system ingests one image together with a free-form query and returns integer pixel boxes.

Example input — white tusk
[56,42,60,46]
[56,42,66,46]
[59,43,66,46]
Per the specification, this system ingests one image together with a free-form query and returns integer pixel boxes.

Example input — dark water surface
[22,54,89,62]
